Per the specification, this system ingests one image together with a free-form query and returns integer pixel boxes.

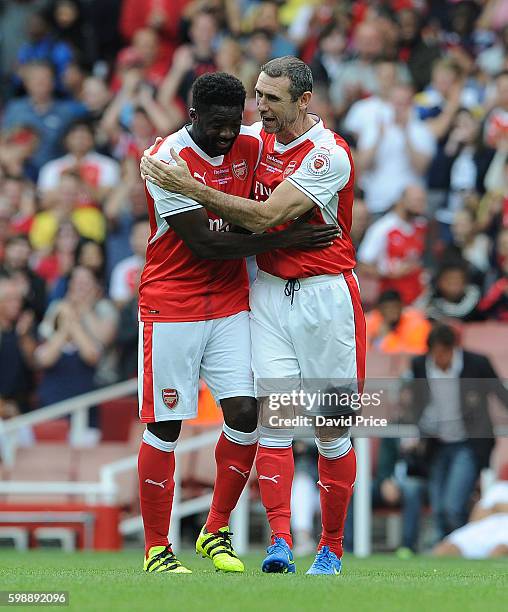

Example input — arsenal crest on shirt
[232,159,248,180]
[162,388,179,409]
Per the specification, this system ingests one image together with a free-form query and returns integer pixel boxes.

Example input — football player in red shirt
[137,71,339,574]
[141,57,366,576]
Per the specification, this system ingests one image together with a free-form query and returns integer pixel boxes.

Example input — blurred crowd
[1,0,508,423]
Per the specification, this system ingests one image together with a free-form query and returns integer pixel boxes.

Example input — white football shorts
[249,270,366,397]
[138,310,254,422]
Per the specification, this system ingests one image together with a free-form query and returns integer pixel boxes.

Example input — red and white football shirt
[38,152,120,193]
[357,211,427,305]
[253,118,356,279]
[139,125,262,322]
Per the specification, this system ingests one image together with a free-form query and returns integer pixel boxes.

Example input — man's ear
[189,107,197,120]
[299,91,312,112]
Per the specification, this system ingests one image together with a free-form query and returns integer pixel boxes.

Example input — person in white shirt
[433,463,508,559]
[343,60,408,140]
[38,118,120,205]
[357,83,436,215]
[109,217,150,308]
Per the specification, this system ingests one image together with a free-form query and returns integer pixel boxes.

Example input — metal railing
[0,381,506,556]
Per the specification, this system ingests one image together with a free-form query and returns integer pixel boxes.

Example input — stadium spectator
[291,441,319,556]
[345,437,428,556]
[0,124,40,181]
[103,165,148,278]
[14,11,74,94]
[114,28,168,91]
[119,0,189,66]
[478,252,508,322]
[484,71,508,149]
[433,463,508,558]
[414,58,475,141]
[358,185,428,305]
[79,76,112,124]
[366,290,431,355]
[350,197,370,249]
[2,175,36,236]
[0,0,45,95]
[48,0,97,70]
[0,235,47,323]
[48,237,106,304]
[426,258,482,322]
[35,265,118,407]
[29,170,106,251]
[477,24,508,77]
[396,8,441,91]
[157,10,218,113]
[115,269,141,380]
[357,84,435,215]
[33,221,79,287]
[309,22,348,90]
[2,61,86,175]
[342,60,402,141]
[448,209,491,278]
[427,107,494,234]
[249,1,297,59]
[0,274,36,415]
[37,118,120,206]
[109,217,149,308]
[102,68,177,156]
[406,324,508,541]
[329,20,384,117]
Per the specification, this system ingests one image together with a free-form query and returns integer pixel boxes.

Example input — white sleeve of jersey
[146,139,202,218]
[285,146,351,209]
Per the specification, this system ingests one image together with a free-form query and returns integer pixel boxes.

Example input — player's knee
[315,424,349,442]
[146,420,182,443]
[221,396,258,433]
[314,431,352,459]
[258,425,293,448]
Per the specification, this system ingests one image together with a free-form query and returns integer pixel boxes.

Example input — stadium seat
[462,323,508,376]
[32,419,70,442]
[99,397,138,442]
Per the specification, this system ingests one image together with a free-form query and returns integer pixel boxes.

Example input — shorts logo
[307,152,330,176]
[162,388,179,409]
[283,160,298,178]
[232,160,248,180]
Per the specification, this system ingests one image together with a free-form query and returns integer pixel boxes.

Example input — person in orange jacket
[366,289,431,354]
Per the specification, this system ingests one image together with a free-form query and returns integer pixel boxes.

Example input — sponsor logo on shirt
[283,160,298,178]
[254,181,272,200]
[266,154,283,166]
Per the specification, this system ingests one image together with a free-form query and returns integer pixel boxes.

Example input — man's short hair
[191,72,246,113]
[427,323,457,349]
[261,56,313,101]
[378,289,402,305]
[63,117,94,140]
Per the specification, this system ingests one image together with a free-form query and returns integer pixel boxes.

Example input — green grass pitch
[0,551,506,612]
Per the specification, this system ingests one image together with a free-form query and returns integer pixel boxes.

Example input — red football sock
[206,433,257,532]
[317,447,356,558]
[138,441,175,556]
[256,446,294,548]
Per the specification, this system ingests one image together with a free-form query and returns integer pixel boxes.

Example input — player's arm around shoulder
[257,144,352,232]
